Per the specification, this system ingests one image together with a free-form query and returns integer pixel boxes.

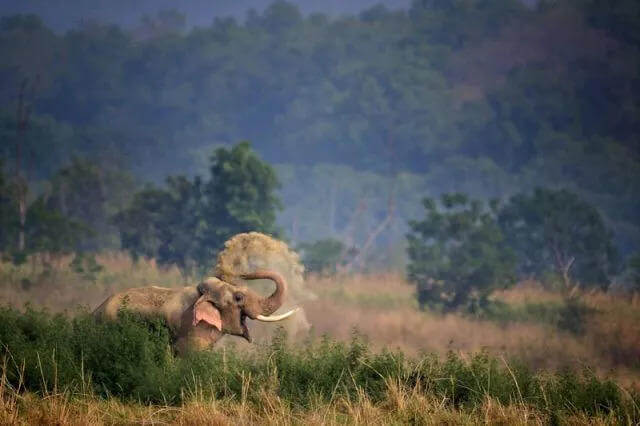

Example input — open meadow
[0,254,638,424]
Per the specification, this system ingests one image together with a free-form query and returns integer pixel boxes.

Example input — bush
[0,306,173,400]
[0,306,637,421]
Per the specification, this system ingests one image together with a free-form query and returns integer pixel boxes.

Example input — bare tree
[13,76,39,252]
[339,127,397,272]
[15,79,31,251]
[335,198,368,273]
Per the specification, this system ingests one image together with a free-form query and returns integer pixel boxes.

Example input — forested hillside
[0,0,413,31]
[0,0,638,262]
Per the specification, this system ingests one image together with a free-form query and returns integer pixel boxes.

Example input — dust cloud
[213,232,316,342]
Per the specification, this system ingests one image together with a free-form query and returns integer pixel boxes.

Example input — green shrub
[0,306,174,400]
[0,306,637,422]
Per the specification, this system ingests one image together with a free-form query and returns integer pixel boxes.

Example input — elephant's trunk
[240,269,287,315]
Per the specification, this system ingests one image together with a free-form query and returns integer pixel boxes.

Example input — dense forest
[0,0,638,274]
[0,0,413,31]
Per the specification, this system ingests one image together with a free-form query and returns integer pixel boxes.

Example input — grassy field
[0,254,639,424]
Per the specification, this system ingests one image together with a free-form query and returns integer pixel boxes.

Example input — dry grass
[0,252,185,311]
[2,372,624,426]
[304,273,640,389]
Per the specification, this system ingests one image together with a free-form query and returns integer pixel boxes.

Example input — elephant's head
[192,269,298,342]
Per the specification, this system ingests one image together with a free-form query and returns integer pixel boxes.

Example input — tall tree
[201,141,281,255]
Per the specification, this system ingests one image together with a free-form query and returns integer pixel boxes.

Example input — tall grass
[0,306,637,424]
[3,257,639,383]
[2,256,640,423]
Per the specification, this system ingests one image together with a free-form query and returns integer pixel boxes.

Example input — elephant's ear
[193,295,222,331]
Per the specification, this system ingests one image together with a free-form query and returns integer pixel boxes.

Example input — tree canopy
[407,193,516,312]
[114,142,280,274]
[498,188,618,289]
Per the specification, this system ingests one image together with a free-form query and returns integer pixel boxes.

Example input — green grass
[0,305,637,422]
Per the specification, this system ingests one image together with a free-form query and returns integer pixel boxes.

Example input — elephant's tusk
[256,308,300,322]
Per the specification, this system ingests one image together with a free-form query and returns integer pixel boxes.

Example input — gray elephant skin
[93,270,298,353]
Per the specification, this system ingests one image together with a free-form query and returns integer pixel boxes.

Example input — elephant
[93,269,299,353]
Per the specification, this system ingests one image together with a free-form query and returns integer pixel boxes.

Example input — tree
[24,196,88,260]
[115,142,281,275]
[49,157,136,251]
[114,176,205,274]
[201,141,281,257]
[0,158,87,262]
[407,193,516,312]
[498,188,618,290]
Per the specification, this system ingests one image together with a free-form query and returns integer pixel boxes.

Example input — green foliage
[407,193,516,312]
[498,188,618,289]
[24,196,89,257]
[114,176,206,273]
[71,309,173,399]
[0,306,636,421]
[202,141,282,251]
[48,157,136,251]
[298,238,346,275]
[115,142,280,274]
[1,156,132,258]
[0,306,173,400]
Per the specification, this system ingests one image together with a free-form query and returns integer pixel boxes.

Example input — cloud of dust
[213,232,316,342]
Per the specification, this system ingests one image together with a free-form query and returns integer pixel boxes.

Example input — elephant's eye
[234,292,245,303]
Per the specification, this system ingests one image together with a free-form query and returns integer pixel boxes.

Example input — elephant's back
[93,286,187,321]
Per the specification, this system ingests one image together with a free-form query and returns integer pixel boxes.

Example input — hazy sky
[0,0,413,31]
